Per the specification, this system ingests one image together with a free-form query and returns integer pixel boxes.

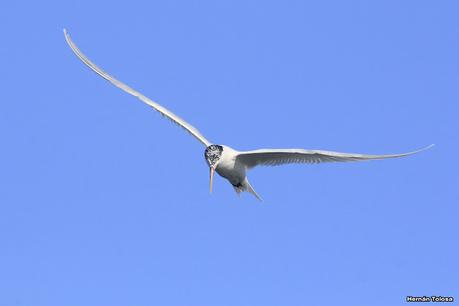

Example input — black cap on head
[204,145,223,167]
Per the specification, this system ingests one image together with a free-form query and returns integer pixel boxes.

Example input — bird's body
[208,145,261,199]
[64,29,433,201]
[214,145,244,186]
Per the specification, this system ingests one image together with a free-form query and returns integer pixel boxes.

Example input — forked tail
[243,178,263,201]
[231,178,263,201]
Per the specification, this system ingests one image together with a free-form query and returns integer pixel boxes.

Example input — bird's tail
[243,178,263,201]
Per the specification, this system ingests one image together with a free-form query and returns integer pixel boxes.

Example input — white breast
[215,145,246,185]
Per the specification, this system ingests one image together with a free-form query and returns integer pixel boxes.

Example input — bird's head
[204,145,223,193]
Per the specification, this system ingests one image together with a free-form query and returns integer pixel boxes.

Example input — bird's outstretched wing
[236,145,433,169]
[63,29,211,147]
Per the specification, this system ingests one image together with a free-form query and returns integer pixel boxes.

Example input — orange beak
[209,167,215,193]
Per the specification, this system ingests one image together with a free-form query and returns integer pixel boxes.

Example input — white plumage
[64,29,433,201]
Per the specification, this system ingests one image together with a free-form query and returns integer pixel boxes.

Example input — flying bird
[64,29,432,201]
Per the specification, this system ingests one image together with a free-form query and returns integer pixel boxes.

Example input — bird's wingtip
[412,144,435,155]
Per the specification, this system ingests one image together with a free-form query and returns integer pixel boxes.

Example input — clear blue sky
[0,1,457,305]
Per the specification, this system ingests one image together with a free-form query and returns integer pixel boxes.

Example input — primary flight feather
[64,29,432,201]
